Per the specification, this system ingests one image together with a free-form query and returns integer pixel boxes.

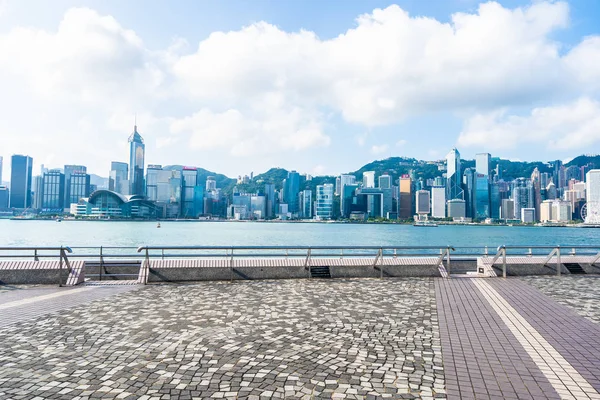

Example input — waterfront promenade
[0,276,599,399]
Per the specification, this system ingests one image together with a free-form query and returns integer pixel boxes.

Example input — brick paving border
[490,278,600,393]
[435,278,560,399]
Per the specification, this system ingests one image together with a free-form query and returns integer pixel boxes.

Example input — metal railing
[490,245,600,277]
[136,245,457,280]
[2,244,598,285]
[0,246,73,286]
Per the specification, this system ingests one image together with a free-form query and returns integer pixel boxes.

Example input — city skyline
[1,0,600,179]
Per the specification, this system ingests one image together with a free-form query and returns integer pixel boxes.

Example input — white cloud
[457,97,600,150]
[172,1,590,127]
[371,144,389,155]
[170,107,329,157]
[0,2,599,178]
[396,139,407,147]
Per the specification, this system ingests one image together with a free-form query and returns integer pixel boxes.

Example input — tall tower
[9,155,33,209]
[128,124,145,196]
[446,148,463,201]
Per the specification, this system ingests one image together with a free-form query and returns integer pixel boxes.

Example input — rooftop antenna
[134,113,137,131]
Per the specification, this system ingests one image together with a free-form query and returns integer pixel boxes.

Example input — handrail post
[34,249,39,262]
[144,248,149,285]
[557,245,561,276]
[340,249,343,259]
[162,249,164,260]
[230,248,234,282]
[58,247,63,287]
[484,246,488,257]
[446,246,451,276]
[380,248,383,279]
[502,246,507,278]
[307,248,312,278]
[99,246,104,282]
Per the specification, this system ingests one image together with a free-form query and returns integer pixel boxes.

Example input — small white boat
[157,222,161,228]
[56,218,62,222]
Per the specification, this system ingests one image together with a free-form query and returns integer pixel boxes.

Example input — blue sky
[1,0,600,179]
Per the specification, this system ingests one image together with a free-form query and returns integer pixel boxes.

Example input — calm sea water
[0,219,599,249]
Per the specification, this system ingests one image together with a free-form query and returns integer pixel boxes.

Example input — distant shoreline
[2,218,593,228]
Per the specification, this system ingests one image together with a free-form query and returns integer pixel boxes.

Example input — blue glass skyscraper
[9,155,33,209]
[284,170,300,213]
[129,125,145,196]
[475,153,491,219]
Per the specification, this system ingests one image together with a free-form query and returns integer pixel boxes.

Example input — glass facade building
[128,125,145,196]
[283,171,300,213]
[41,169,65,211]
[446,148,463,201]
[9,155,33,209]
[315,184,334,219]
[475,174,490,219]
[109,162,129,195]
[67,170,90,208]
[64,165,87,208]
[182,167,204,218]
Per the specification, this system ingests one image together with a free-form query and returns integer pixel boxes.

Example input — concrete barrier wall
[0,269,68,285]
[489,263,569,276]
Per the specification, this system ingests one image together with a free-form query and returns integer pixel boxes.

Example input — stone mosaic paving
[520,276,600,324]
[0,279,445,399]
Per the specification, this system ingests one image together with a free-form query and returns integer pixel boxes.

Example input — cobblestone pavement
[520,276,600,324]
[0,279,445,399]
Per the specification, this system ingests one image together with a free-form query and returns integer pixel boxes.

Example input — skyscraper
[431,186,446,218]
[398,176,412,218]
[363,171,375,188]
[283,171,300,213]
[264,183,276,219]
[128,125,145,196]
[64,165,89,209]
[41,169,65,210]
[298,190,313,219]
[182,167,203,218]
[585,170,600,224]
[512,178,534,219]
[109,162,129,195]
[67,171,90,207]
[0,156,3,183]
[415,190,430,215]
[475,153,491,219]
[462,168,475,218]
[315,184,334,219]
[446,148,463,201]
[9,155,33,209]
[206,176,217,192]
[378,174,391,189]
